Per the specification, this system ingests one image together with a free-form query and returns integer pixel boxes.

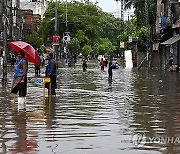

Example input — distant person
[45,53,57,95]
[34,65,40,76]
[112,59,120,69]
[10,54,16,66]
[73,55,77,64]
[82,60,87,71]
[104,58,108,67]
[40,54,45,66]
[68,56,72,67]
[99,58,104,71]
[169,56,173,72]
[11,51,28,111]
[0,49,3,65]
[108,58,113,80]
[169,56,173,66]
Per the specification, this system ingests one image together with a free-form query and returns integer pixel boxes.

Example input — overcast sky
[91,0,134,19]
[66,0,134,20]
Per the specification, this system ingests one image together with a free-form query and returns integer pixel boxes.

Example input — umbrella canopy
[9,41,41,65]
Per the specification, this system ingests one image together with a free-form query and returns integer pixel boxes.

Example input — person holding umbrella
[9,41,41,111]
[45,52,57,95]
[11,51,28,111]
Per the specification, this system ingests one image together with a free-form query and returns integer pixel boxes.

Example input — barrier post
[44,77,51,103]
[43,81,46,104]
[13,94,16,103]
[13,94,16,111]
[27,77,51,104]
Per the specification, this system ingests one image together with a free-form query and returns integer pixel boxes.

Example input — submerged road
[0,59,180,154]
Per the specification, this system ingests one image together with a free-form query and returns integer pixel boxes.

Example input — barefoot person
[11,51,28,111]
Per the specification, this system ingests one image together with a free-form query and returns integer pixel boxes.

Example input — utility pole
[145,0,151,68]
[65,0,68,31]
[54,0,59,68]
[2,0,8,85]
[16,0,20,40]
[0,0,2,33]
[63,0,71,61]
[120,0,124,59]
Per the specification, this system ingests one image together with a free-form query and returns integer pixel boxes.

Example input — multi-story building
[20,0,48,18]
[19,0,48,38]
[156,0,180,70]
[33,14,41,31]
[21,9,34,39]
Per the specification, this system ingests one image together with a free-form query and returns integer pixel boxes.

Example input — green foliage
[39,0,123,56]
[123,16,149,47]
[68,37,80,55]
[97,38,116,55]
[82,45,92,56]
[99,12,122,45]
[39,45,47,53]
[115,0,156,51]
[25,32,43,50]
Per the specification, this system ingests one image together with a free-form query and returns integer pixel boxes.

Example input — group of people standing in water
[11,51,57,112]
[99,57,120,80]
[10,51,120,112]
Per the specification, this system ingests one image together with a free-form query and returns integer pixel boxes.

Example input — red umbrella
[8,41,41,65]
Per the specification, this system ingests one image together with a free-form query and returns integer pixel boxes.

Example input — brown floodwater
[0,60,180,154]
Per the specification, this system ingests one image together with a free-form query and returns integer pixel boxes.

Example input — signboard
[128,36,132,43]
[27,77,51,84]
[52,35,60,45]
[44,77,51,83]
[120,42,125,48]
[63,32,70,44]
[27,78,44,84]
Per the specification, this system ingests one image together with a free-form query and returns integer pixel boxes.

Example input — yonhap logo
[132,133,146,147]
[132,133,180,147]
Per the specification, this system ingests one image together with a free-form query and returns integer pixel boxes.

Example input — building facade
[156,0,180,70]
[20,0,48,18]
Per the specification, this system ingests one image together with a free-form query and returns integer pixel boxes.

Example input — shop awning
[161,35,180,46]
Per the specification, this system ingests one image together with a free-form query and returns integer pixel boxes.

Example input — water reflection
[0,62,179,153]
[131,69,180,153]
[10,111,38,153]
[43,97,56,128]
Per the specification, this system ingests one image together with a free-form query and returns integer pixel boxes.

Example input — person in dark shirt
[82,60,87,71]
[45,53,57,95]
[108,58,113,80]
[35,65,40,76]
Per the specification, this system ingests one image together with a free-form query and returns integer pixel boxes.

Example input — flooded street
[0,59,180,154]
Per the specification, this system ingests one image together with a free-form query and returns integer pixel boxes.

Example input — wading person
[11,51,28,111]
[108,58,113,80]
[45,53,57,95]
[99,58,104,71]
[82,60,87,71]
[169,56,173,72]
[34,64,40,76]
